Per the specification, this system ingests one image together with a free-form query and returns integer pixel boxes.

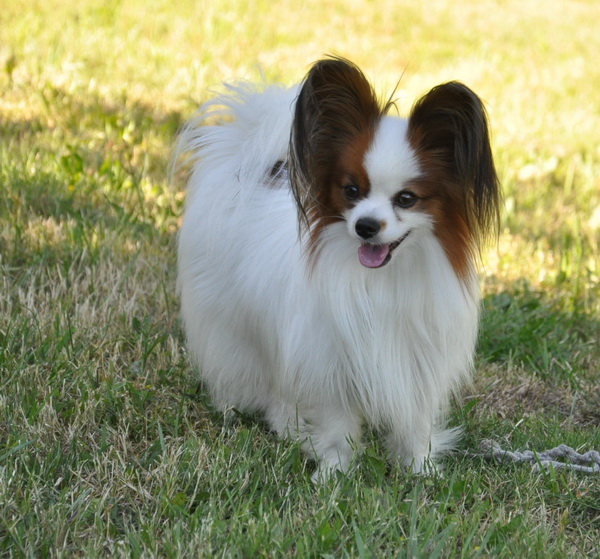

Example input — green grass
[1,0,599,556]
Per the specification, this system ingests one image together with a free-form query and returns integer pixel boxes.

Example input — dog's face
[289,57,500,278]
[340,118,430,268]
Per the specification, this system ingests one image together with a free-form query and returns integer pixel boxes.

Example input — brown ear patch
[408,81,501,278]
[289,57,383,240]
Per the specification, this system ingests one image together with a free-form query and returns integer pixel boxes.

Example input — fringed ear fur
[408,82,501,245]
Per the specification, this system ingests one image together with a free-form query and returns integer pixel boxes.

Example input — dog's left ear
[408,82,501,242]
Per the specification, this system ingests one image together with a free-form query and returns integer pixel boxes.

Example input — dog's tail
[172,81,298,200]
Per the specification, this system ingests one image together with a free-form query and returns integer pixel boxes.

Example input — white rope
[479,439,600,473]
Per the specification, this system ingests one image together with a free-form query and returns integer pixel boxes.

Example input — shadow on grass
[1,85,190,272]
[478,278,600,386]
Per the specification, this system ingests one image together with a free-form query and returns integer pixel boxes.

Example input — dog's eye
[343,184,360,201]
[394,190,418,208]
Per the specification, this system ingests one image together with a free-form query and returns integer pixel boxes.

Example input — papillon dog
[176,57,500,479]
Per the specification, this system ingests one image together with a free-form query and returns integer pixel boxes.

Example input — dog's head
[289,57,500,278]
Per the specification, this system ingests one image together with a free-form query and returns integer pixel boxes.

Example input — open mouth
[357,231,411,268]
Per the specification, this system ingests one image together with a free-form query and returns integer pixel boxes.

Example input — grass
[1,0,599,556]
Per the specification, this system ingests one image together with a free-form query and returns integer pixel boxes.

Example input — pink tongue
[358,244,390,268]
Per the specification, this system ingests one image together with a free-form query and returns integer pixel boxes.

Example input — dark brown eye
[394,190,418,208]
[343,184,360,200]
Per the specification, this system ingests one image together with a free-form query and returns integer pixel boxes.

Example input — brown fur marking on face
[307,129,376,253]
[406,159,474,280]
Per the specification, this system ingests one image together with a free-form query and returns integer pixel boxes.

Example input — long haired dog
[176,57,500,479]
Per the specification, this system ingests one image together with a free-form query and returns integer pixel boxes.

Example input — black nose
[355,217,381,239]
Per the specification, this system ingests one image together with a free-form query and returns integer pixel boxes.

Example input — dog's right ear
[289,57,381,227]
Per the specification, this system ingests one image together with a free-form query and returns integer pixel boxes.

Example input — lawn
[1,0,599,556]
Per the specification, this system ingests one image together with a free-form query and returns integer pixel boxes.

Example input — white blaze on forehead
[364,117,421,197]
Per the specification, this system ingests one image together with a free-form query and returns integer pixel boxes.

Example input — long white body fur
[177,83,480,477]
